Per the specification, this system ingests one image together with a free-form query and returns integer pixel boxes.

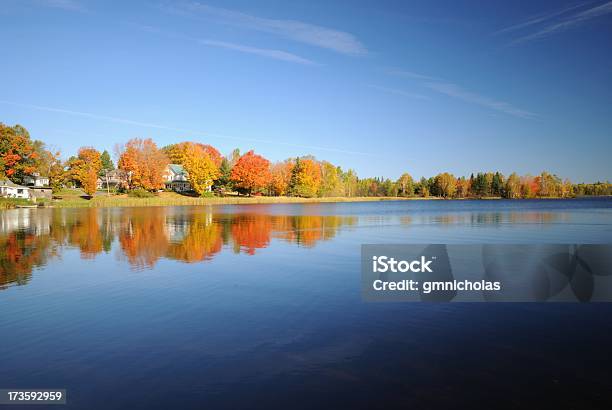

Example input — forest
[1,122,610,200]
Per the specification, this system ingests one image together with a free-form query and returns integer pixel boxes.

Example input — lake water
[1,198,611,409]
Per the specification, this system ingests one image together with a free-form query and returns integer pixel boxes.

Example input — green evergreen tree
[216,157,232,189]
[99,150,114,176]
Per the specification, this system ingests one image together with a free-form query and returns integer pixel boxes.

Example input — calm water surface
[1,199,612,409]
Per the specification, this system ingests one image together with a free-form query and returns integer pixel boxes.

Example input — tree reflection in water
[0,207,359,288]
[0,206,564,288]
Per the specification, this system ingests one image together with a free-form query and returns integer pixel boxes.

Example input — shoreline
[1,193,609,210]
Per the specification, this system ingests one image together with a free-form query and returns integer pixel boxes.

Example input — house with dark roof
[164,164,192,192]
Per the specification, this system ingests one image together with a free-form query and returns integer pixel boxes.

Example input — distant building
[164,164,192,192]
[97,169,128,190]
[24,173,50,188]
[0,179,30,199]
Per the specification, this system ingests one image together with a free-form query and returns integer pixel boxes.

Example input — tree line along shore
[1,122,610,209]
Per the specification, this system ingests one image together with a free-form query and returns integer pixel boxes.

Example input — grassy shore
[46,190,431,208]
[0,198,33,209]
[2,189,603,210]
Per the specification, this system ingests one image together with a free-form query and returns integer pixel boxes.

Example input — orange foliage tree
[230,150,271,196]
[0,123,39,183]
[118,138,169,190]
[66,147,102,196]
[269,160,294,196]
[200,144,222,167]
[520,175,540,198]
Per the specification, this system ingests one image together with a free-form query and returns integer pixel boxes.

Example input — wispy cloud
[498,1,612,44]
[199,39,317,65]
[162,2,367,56]
[367,85,430,101]
[388,70,537,119]
[0,100,372,156]
[494,2,590,34]
[424,82,537,119]
[124,23,317,66]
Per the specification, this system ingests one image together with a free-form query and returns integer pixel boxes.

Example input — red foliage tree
[230,150,271,196]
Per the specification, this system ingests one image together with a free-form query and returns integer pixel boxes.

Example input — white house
[24,173,50,187]
[164,164,192,192]
[0,179,31,199]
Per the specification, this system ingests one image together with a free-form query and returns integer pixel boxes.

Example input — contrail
[0,100,373,156]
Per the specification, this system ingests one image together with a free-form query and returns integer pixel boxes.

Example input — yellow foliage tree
[183,143,220,195]
[434,172,456,198]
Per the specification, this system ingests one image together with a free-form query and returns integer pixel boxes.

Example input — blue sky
[1,0,611,182]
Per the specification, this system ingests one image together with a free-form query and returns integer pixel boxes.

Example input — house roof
[168,164,188,176]
[0,179,28,188]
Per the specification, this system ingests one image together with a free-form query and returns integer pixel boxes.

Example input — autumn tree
[0,123,40,183]
[200,144,222,167]
[539,171,561,197]
[269,160,294,196]
[163,142,222,167]
[415,177,431,197]
[49,155,66,193]
[163,143,185,165]
[505,173,521,199]
[380,178,398,196]
[319,161,344,197]
[560,179,574,198]
[230,150,271,196]
[182,143,220,195]
[68,147,102,196]
[434,172,456,198]
[30,142,64,190]
[520,175,539,198]
[455,177,470,198]
[397,173,414,197]
[118,138,168,191]
[288,157,321,198]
